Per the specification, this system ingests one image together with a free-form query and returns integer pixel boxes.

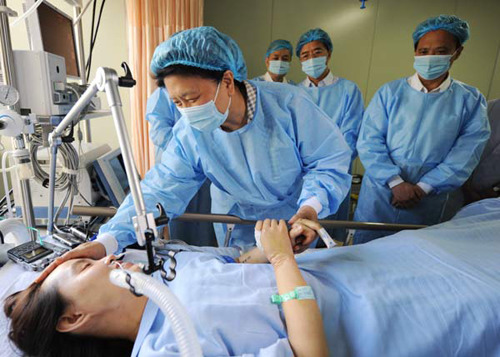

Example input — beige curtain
[126,0,203,177]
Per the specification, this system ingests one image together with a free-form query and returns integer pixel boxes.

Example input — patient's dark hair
[4,283,133,357]
[155,64,247,99]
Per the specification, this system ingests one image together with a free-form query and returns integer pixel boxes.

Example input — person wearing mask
[145,73,216,246]
[36,26,351,267]
[12,219,329,357]
[254,39,295,84]
[354,15,490,244]
[297,28,364,240]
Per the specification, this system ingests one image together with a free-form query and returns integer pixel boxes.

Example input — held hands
[391,182,426,209]
[257,219,294,268]
[34,241,106,284]
[288,205,319,253]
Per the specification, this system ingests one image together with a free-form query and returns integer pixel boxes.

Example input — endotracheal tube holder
[47,66,159,273]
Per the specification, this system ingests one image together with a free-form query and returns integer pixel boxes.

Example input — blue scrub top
[299,77,364,162]
[145,87,182,161]
[100,81,352,250]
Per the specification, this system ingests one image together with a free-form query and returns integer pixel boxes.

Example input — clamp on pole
[0,5,17,17]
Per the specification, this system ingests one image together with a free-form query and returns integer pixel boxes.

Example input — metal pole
[46,140,59,235]
[0,1,36,240]
[71,205,427,231]
[71,205,117,216]
[47,81,99,234]
[104,76,147,219]
[52,67,155,248]
[52,82,99,136]
[0,1,18,113]
[72,3,92,143]
[171,213,428,231]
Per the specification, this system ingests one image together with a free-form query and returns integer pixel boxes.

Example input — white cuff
[95,233,119,255]
[388,175,404,188]
[300,197,323,215]
[417,182,433,194]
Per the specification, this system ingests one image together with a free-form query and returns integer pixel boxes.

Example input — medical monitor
[24,0,80,78]
[93,148,131,207]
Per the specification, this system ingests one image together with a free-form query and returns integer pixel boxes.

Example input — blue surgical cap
[296,28,333,57]
[412,15,470,47]
[150,26,247,81]
[265,39,293,58]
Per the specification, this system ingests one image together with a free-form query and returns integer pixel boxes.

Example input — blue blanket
[133,199,500,356]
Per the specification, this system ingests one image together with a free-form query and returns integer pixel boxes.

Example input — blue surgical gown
[145,88,216,246]
[299,77,364,162]
[354,78,490,243]
[299,78,364,239]
[145,87,182,162]
[100,80,352,250]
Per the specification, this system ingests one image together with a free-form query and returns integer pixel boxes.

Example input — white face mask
[268,60,290,75]
[177,81,231,132]
[413,50,458,80]
[301,56,328,79]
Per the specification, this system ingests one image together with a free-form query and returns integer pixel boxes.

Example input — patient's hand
[34,241,106,284]
[258,219,294,268]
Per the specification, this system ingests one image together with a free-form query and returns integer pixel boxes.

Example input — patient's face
[43,257,141,312]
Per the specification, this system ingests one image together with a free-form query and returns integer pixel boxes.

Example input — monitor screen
[93,149,133,206]
[109,154,130,194]
[37,2,80,77]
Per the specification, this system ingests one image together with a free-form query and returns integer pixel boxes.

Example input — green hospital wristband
[271,286,315,305]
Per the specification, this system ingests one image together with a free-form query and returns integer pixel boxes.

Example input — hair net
[296,28,333,57]
[412,15,470,47]
[150,26,247,81]
[265,39,293,58]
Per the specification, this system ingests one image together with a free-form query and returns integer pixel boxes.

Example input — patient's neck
[92,294,148,341]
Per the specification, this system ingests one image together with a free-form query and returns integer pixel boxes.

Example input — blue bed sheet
[298,197,500,356]
[133,198,500,356]
[2,199,500,356]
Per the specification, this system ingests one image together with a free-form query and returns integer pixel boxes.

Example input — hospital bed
[1,198,500,356]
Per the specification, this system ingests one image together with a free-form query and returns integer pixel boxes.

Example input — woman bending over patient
[4,219,328,357]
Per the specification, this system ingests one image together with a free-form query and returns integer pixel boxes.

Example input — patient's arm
[235,247,268,264]
[259,219,328,357]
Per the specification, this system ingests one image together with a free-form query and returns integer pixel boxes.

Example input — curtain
[125,0,203,177]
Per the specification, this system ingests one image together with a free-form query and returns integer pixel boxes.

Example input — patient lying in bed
[4,219,328,357]
[4,199,500,356]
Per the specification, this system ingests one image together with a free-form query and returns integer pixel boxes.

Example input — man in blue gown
[353,15,490,244]
[253,39,295,85]
[96,27,352,252]
[146,81,216,246]
[296,28,364,240]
